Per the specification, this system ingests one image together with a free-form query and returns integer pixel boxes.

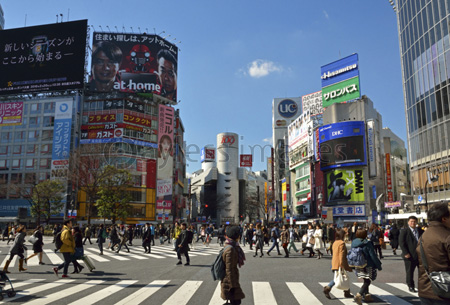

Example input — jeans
[177,247,190,263]
[359,278,371,296]
[327,279,335,288]
[267,238,280,254]
[116,243,129,253]
[57,252,72,275]
[98,241,103,253]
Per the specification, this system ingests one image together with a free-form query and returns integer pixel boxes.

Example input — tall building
[394,0,450,205]
[0,4,4,30]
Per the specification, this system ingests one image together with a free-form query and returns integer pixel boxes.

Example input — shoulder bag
[419,239,450,299]
[334,267,350,290]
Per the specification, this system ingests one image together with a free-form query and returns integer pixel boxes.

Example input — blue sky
[2,0,404,174]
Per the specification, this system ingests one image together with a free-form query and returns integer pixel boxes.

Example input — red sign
[240,154,253,167]
[124,113,152,128]
[81,123,119,130]
[146,159,156,188]
[205,149,215,161]
[88,114,116,123]
[388,191,394,202]
[156,200,172,209]
[221,135,235,145]
[386,153,392,190]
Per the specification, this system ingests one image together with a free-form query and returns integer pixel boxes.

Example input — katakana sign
[0,102,23,126]
[322,76,360,107]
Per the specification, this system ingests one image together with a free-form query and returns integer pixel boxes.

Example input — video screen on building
[320,136,365,168]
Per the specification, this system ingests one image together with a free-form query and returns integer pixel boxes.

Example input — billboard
[319,121,366,171]
[385,201,401,208]
[0,102,23,126]
[366,120,377,178]
[240,154,253,167]
[272,97,301,128]
[327,169,365,203]
[201,148,215,163]
[331,205,366,216]
[302,91,323,117]
[90,32,178,101]
[321,53,360,108]
[0,20,87,95]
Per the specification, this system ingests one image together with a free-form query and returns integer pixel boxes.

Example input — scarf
[225,236,246,268]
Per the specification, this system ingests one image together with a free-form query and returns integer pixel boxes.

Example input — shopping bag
[334,267,350,290]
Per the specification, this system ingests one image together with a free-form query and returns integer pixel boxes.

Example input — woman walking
[97,224,106,255]
[71,226,84,274]
[3,225,27,273]
[280,225,290,258]
[388,223,400,255]
[323,230,354,299]
[253,223,264,257]
[221,226,246,305]
[301,223,316,257]
[368,224,383,259]
[351,229,382,305]
[288,225,299,254]
[26,226,45,265]
[313,224,325,259]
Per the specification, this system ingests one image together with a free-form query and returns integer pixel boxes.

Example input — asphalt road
[0,236,422,305]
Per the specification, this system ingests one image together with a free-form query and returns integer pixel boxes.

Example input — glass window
[44,102,54,112]
[1,132,10,143]
[24,173,35,184]
[42,130,53,141]
[12,159,20,168]
[442,86,449,116]
[0,160,6,169]
[26,144,36,154]
[11,173,22,183]
[30,103,40,113]
[41,144,51,153]
[0,146,7,155]
[28,131,39,141]
[43,116,54,127]
[13,145,22,154]
[39,158,49,168]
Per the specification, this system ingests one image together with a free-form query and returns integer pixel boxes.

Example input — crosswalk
[0,278,421,305]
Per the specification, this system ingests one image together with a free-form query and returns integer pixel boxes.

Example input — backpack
[211,245,232,281]
[186,230,194,244]
[55,230,64,250]
[347,247,367,268]
[101,229,107,239]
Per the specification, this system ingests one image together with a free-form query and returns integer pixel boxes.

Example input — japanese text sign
[240,154,253,167]
[0,102,23,126]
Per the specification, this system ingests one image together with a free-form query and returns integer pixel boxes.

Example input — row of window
[409,120,450,162]
[295,179,310,194]
[123,129,157,143]
[295,164,310,179]
[0,131,47,143]
[83,100,158,116]
[81,112,158,129]
[0,158,52,170]
[0,144,52,156]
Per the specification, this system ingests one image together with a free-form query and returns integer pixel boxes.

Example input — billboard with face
[326,168,365,203]
[0,20,87,95]
[90,32,178,102]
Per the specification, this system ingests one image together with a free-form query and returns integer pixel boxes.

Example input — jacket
[177,229,190,250]
[9,232,27,255]
[388,226,400,249]
[221,246,245,301]
[280,229,289,244]
[351,238,382,270]
[172,226,181,239]
[313,229,324,250]
[60,225,75,253]
[416,221,450,301]
[399,226,423,261]
[331,240,352,272]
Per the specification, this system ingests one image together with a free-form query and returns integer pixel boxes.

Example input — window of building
[24,173,36,184]
[30,103,40,113]
[11,173,22,184]
[0,173,8,183]
[41,144,51,154]
[43,116,54,127]
[151,120,158,129]
[14,131,24,142]
[12,159,21,169]
[44,102,55,113]
[25,159,34,168]
[0,146,7,155]
[0,160,7,169]
[26,144,36,154]
[1,132,10,143]
[13,145,22,154]
[29,116,41,127]
[42,130,53,141]
[39,158,50,168]
[28,131,39,141]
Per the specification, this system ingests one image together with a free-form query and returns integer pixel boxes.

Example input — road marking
[253,282,277,305]
[98,249,129,261]
[152,247,198,257]
[127,248,166,259]
[162,281,202,305]
[114,280,170,305]
[112,250,148,260]
[287,282,322,304]
[149,248,179,258]
[25,280,105,305]
[319,282,354,305]
[8,278,45,289]
[43,249,64,264]
[82,249,110,262]
[208,282,223,305]
[0,253,17,268]
[68,280,138,305]
[25,251,40,266]
[0,279,74,304]
[386,283,420,297]
[353,283,413,305]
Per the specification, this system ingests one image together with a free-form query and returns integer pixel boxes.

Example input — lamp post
[424,173,439,213]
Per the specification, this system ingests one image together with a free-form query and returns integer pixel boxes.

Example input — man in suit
[399,215,423,292]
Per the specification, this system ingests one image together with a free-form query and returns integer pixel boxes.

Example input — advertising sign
[52,100,73,161]
[88,113,116,123]
[158,105,174,180]
[319,121,366,171]
[0,20,87,95]
[272,97,301,129]
[0,102,23,126]
[264,182,268,214]
[385,201,401,208]
[288,110,311,150]
[90,32,178,102]
[327,169,365,203]
[367,120,377,177]
[156,199,172,209]
[201,148,215,163]
[321,53,360,107]
[332,205,366,216]
[386,153,392,192]
[240,154,253,167]
[302,91,323,117]
[79,137,158,148]
[157,179,172,197]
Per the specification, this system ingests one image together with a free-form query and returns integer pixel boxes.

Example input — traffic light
[205,204,209,208]
[416,207,421,215]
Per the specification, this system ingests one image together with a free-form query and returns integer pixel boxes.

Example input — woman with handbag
[323,230,354,299]
[71,226,84,274]
[26,226,45,265]
[253,223,264,257]
[280,225,290,258]
[313,224,325,259]
[301,223,316,257]
[3,225,27,273]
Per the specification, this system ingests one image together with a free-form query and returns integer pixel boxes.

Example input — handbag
[28,233,38,245]
[309,236,315,245]
[334,267,350,290]
[73,247,84,260]
[419,240,450,299]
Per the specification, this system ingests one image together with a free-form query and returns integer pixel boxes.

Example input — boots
[364,293,374,302]
[354,293,362,305]
[19,259,27,272]
[2,260,11,273]
[323,286,331,299]
[344,290,354,298]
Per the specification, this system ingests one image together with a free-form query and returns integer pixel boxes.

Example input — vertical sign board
[240,154,253,167]
[51,100,73,180]
[366,120,377,178]
[282,178,287,218]
[386,153,393,202]
[264,182,268,214]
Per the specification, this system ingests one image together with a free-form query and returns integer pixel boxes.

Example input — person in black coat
[142,223,151,254]
[71,226,84,274]
[399,216,423,292]
[26,226,45,265]
[176,223,191,266]
[388,223,400,255]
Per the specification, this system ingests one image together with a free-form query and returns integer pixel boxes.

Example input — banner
[240,154,252,167]
[0,102,23,126]
[332,205,365,216]
[367,120,377,177]
[385,201,401,208]
[90,32,178,102]
[201,148,215,162]
[157,179,172,197]
[327,169,365,203]
[0,20,87,95]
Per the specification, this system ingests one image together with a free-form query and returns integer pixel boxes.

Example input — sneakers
[62,275,70,278]
[354,293,362,305]
[364,293,374,302]
[176,261,182,265]
[53,267,59,278]
[184,262,190,266]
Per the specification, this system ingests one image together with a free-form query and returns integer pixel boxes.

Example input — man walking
[246,224,254,250]
[326,224,336,255]
[399,215,423,292]
[267,224,282,256]
[83,225,92,245]
[176,223,191,266]
[142,223,151,254]
[149,223,155,246]
[53,219,75,278]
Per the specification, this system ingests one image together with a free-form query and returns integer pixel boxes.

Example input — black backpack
[55,230,64,250]
[186,230,194,244]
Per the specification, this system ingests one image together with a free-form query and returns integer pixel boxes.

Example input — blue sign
[278,99,298,118]
[52,100,73,160]
[321,53,359,88]
[333,204,366,216]
[372,186,377,200]
[0,200,30,217]
[319,121,367,170]
[418,195,423,202]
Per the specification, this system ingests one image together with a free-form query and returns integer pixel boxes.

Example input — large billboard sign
[0,20,87,95]
[327,169,365,203]
[319,121,366,171]
[0,102,23,126]
[321,54,360,108]
[288,110,312,151]
[272,97,301,128]
[90,32,178,102]
[51,99,74,180]
[302,91,323,117]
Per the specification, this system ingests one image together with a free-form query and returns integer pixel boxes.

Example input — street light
[424,172,439,213]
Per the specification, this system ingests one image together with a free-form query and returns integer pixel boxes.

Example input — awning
[387,212,427,220]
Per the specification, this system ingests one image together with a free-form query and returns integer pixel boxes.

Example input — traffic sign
[418,195,423,202]
[186,210,189,215]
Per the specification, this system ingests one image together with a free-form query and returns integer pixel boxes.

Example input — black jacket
[399,226,423,261]
[178,229,190,249]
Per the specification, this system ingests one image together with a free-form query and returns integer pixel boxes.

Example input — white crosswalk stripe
[82,249,110,262]
[161,280,202,305]
[252,282,277,305]
[287,282,322,304]
[386,283,419,297]
[353,282,414,305]
[43,249,64,264]
[67,280,138,305]
[0,279,74,304]
[318,282,356,305]
[97,249,129,261]
[127,247,166,259]
[114,280,170,305]
[208,282,223,305]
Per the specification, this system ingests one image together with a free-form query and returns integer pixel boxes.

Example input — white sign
[157,179,172,197]
[367,120,377,178]
[302,91,324,117]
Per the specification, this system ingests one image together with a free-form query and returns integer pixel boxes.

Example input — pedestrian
[388,223,400,255]
[253,223,264,257]
[350,222,358,241]
[158,224,166,245]
[262,225,270,246]
[3,225,27,273]
[172,221,181,249]
[368,223,383,259]
[116,225,130,253]
[323,229,354,299]
[26,225,45,265]
[188,225,196,250]
[83,225,93,245]
[280,224,290,258]
[206,224,214,246]
[416,202,450,305]
[149,223,155,246]
[242,225,247,247]
[7,225,16,245]
[221,226,246,305]
[351,228,382,305]
[53,219,75,278]
[96,224,106,255]
[218,225,226,246]
[71,226,84,274]
[246,224,254,250]
[2,225,8,241]
[266,224,282,256]
[196,225,205,243]
[399,215,423,293]
[51,224,59,243]
[314,223,325,259]
[301,223,315,257]
[127,225,134,246]
[326,224,336,255]
[288,225,299,254]
[109,225,120,251]
[176,223,191,266]
[165,225,172,244]
[142,223,152,254]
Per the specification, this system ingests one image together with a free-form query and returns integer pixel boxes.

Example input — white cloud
[262,137,272,144]
[247,59,282,78]
[323,10,329,19]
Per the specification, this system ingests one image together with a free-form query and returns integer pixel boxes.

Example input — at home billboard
[0,20,87,95]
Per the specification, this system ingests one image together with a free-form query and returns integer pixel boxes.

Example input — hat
[226,226,240,240]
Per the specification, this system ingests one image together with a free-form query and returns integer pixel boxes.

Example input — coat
[60,225,75,253]
[9,232,27,255]
[280,229,290,244]
[221,246,245,301]
[331,240,352,272]
[313,229,324,250]
[306,229,315,245]
[351,238,382,270]
[399,226,423,261]
[416,221,450,301]
[388,226,400,249]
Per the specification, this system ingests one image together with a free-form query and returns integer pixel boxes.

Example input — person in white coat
[314,223,325,259]
[301,223,316,257]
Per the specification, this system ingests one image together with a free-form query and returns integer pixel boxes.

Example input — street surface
[0,237,421,305]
